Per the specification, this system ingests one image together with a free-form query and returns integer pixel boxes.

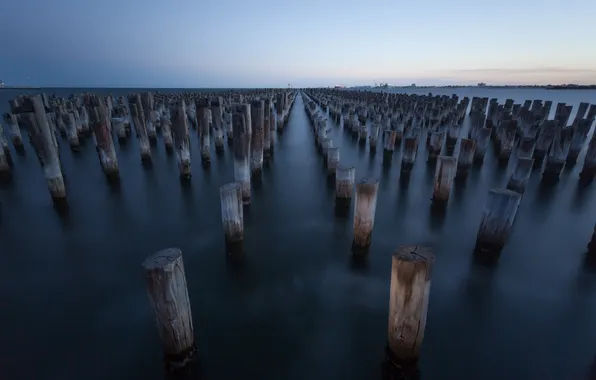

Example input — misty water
[1,88,596,380]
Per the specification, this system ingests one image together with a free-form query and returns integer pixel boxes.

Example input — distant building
[478,82,486,87]
[410,83,416,87]
[0,80,4,88]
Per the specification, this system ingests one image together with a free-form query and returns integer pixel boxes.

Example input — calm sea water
[1,87,596,380]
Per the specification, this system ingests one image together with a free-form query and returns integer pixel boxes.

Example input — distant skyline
[1,0,595,88]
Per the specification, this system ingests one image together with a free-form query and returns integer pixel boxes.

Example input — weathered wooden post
[161,114,174,153]
[88,97,120,178]
[427,131,444,162]
[210,97,225,152]
[250,99,265,176]
[587,223,596,255]
[326,147,340,176]
[0,130,10,180]
[263,98,272,160]
[196,99,211,165]
[370,124,380,151]
[140,92,157,143]
[383,129,396,157]
[336,166,356,209]
[31,95,67,204]
[475,189,522,255]
[401,136,418,175]
[580,137,596,182]
[385,245,434,377]
[507,157,534,193]
[432,156,456,208]
[456,138,475,180]
[171,101,192,181]
[131,103,152,165]
[141,248,196,370]
[65,113,80,151]
[2,112,23,151]
[220,182,244,254]
[473,127,491,164]
[352,178,379,253]
[232,105,251,204]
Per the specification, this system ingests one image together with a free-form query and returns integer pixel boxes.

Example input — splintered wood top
[142,248,182,270]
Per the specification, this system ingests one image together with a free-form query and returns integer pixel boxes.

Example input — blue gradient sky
[1,0,594,87]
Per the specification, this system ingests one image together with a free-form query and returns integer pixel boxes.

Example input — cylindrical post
[387,246,434,365]
[401,136,418,174]
[89,97,119,177]
[3,112,23,150]
[141,92,157,142]
[383,129,396,154]
[220,182,244,253]
[456,138,476,180]
[352,178,379,252]
[326,147,340,176]
[507,157,534,193]
[263,99,272,160]
[473,127,491,163]
[427,131,444,162]
[588,223,596,255]
[31,95,67,204]
[232,106,251,204]
[370,124,380,151]
[197,100,211,164]
[0,131,10,180]
[250,99,264,175]
[161,115,173,152]
[432,156,456,207]
[170,101,192,181]
[130,103,152,164]
[141,248,196,369]
[475,189,522,254]
[335,166,355,208]
[210,97,225,152]
[580,137,596,182]
[65,113,80,150]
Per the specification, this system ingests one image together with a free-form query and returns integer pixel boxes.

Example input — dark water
[1,88,596,380]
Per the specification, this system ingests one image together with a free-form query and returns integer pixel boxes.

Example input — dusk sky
[1,0,594,88]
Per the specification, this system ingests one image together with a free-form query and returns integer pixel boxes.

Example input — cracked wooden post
[456,138,475,180]
[210,97,225,152]
[401,136,418,175]
[141,248,196,371]
[263,98,272,161]
[475,189,522,256]
[220,182,244,254]
[171,101,192,181]
[250,99,264,176]
[131,103,152,165]
[0,129,10,181]
[432,156,456,208]
[385,245,434,377]
[326,147,340,176]
[507,157,534,193]
[473,127,491,164]
[161,113,173,153]
[141,92,157,143]
[196,99,211,165]
[232,105,251,204]
[587,223,596,255]
[370,123,380,151]
[580,137,596,183]
[88,96,120,179]
[31,95,67,205]
[2,112,23,151]
[335,166,355,209]
[383,129,396,157]
[427,131,444,162]
[352,178,379,254]
[65,112,80,151]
